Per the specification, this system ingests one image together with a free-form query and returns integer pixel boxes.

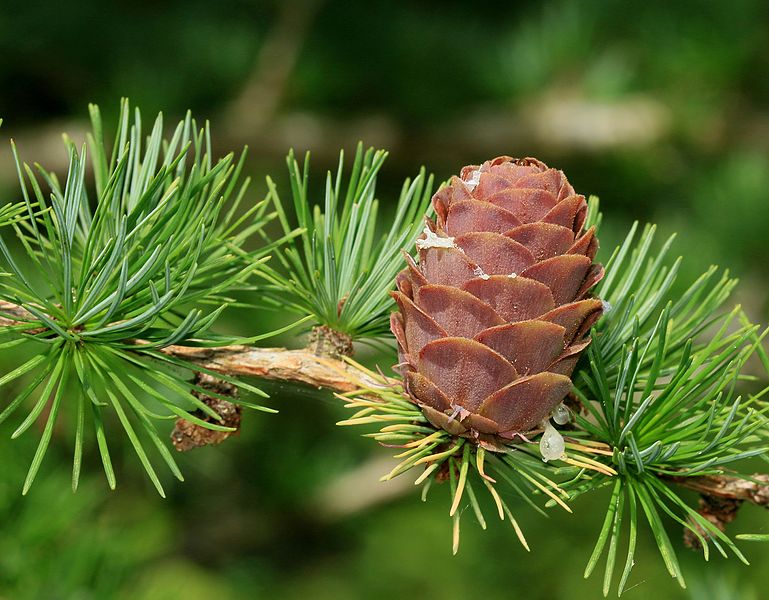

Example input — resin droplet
[416,226,457,250]
[540,421,565,462]
[552,403,570,425]
[465,169,481,191]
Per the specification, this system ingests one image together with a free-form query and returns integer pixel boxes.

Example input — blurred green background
[1,1,769,598]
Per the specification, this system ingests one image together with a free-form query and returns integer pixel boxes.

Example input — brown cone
[391,157,603,440]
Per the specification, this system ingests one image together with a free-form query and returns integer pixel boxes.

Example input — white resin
[465,169,481,191]
[540,421,566,462]
[473,266,490,280]
[553,403,570,425]
[415,226,456,250]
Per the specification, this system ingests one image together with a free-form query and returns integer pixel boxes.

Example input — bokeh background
[1,1,769,598]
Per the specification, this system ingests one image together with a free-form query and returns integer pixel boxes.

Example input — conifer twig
[0,300,36,327]
[663,473,769,507]
[160,343,391,393]
[2,298,768,510]
[0,300,390,393]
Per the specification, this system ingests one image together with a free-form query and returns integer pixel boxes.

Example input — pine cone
[391,157,604,442]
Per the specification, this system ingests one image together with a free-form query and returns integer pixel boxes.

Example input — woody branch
[1,299,768,509]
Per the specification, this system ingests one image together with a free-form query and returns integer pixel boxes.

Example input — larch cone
[390,156,604,445]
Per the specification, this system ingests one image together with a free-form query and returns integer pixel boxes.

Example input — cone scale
[391,157,604,446]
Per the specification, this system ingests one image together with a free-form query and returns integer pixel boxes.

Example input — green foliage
[0,439,170,598]
[260,144,434,341]
[0,101,299,495]
[572,216,769,595]
[0,200,25,229]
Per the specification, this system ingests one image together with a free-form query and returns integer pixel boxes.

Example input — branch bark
[663,473,769,507]
[663,473,769,550]
[0,300,36,327]
[161,343,392,393]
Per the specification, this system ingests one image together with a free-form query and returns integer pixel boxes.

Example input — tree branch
[0,300,392,394]
[0,300,36,327]
[3,299,769,511]
[224,0,324,132]
[160,343,391,393]
[664,473,769,550]
[664,473,769,507]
